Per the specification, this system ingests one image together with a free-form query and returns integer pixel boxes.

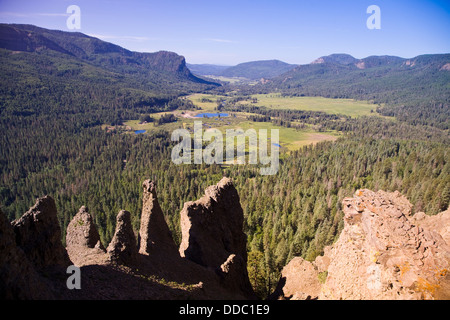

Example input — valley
[0,23,448,301]
[122,93,344,151]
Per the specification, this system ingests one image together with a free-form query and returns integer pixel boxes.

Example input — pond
[195,112,229,118]
[272,143,282,148]
[135,130,146,134]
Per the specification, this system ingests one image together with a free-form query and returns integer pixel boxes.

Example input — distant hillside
[0,24,218,124]
[186,63,230,76]
[220,59,297,80]
[0,24,217,83]
[268,53,450,105]
[311,53,358,65]
[255,53,450,128]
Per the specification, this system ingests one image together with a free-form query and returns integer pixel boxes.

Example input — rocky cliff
[1,182,449,300]
[0,177,255,300]
[271,189,450,300]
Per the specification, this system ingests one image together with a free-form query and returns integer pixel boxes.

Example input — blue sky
[0,0,449,65]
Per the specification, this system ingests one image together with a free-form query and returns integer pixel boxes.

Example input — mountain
[220,59,297,80]
[267,53,450,105]
[0,24,218,124]
[311,53,358,65]
[0,24,213,81]
[188,60,298,80]
[186,63,231,76]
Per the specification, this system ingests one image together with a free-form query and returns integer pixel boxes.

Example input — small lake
[195,112,229,118]
[135,130,146,134]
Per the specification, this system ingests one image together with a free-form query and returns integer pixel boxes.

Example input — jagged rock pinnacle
[178,177,254,297]
[138,180,178,256]
[107,210,138,265]
[11,196,71,269]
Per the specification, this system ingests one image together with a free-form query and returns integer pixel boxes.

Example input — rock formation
[270,257,322,300]
[412,209,450,246]
[66,206,107,266]
[0,179,256,300]
[178,177,254,297]
[138,180,178,256]
[3,181,448,300]
[0,208,54,299]
[179,177,248,268]
[107,210,138,265]
[11,196,71,270]
[272,189,450,300]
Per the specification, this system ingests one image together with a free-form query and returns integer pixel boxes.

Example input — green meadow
[123,93,376,151]
[124,94,341,152]
[247,93,378,117]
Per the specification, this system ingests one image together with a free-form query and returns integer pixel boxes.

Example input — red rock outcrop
[269,257,322,300]
[412,209,450,246]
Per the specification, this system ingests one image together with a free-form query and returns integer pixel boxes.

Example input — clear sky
[0,0,449,65]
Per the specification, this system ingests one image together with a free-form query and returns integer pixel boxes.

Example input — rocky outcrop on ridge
[3,181,449,300]
[1,177,255,300]
[0,208,54,299]
[179,177,248,268]
[66,206,104,250]
[412,209,450,246]
[272,189,450,300]
[179,177,254,297]
[1,197,76,299]
[270,257,322,300]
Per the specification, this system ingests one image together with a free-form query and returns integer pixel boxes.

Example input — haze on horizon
[0,0,449,65]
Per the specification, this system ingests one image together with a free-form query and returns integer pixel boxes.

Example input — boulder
[270,257,321,300]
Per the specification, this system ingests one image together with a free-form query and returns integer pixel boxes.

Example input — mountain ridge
[188,59,297,80]
[0,23,218,85]
[257,52,450,112]
[0,23,219,124]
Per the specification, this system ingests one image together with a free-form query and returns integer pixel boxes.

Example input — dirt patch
[293,133,338,147]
